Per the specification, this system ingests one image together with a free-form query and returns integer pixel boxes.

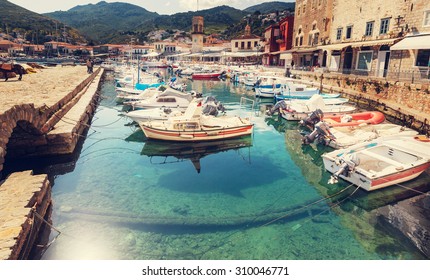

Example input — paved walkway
[0,65,92,113]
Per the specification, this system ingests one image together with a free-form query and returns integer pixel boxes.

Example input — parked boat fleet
[109,62,430,192]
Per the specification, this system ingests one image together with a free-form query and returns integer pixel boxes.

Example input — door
[377,51,389,77]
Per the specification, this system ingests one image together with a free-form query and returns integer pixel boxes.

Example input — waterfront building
[229,24,262,64]
[323,0,404,77]
[278,16,295,67]
[292,0,429,81]
[262,23,281,66]
[292,0,334,69]
[389,0,430,80]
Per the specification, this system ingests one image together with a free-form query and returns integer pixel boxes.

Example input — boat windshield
[174,122,200,130]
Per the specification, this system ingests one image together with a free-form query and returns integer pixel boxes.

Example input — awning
[390,34,430,50]
[270,51,282,55]
[293,47,319,53]
[317,42,351,51]
[317,38,398,51]
[202,52,223,57]
[166,52,191,57]
[223,51,257,58]
[143,52,160,57]
[280,52,292,60]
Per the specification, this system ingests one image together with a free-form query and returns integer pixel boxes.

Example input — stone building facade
[292,0,333,68]
[292,0,430,82]
[389,0,430,81]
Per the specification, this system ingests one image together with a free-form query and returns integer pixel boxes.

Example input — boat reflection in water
[141,136,253,173]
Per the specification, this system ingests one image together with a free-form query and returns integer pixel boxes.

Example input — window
[380,18,390,34]
[314,32,319,45]
[295,37,299,46]
[247,41,251,49]
[235,42,238,48]
[424,11,430,26]
[346,26,353,39]
[356,51,373,70]
[303,4,306,14]
[241,42,244,49]
[308,34,313,46]
[365,21,374,36]
[299,36,303,46]
[297,5,301,16]
[416,49,430,67]
[336,28,343,40]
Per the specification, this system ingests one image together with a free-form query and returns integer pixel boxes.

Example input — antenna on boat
[196,0,199,11]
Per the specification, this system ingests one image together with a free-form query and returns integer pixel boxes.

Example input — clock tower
[191,16,204,53]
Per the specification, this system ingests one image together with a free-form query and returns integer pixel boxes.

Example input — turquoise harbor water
[28,73,428,260]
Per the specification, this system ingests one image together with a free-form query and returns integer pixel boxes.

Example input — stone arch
[0,104,48,173]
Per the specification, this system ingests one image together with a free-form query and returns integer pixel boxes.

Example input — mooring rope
[193,183,358,259]
[259,183,356,227]
[31,208,62,254]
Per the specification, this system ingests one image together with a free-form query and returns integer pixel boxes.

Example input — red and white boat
[324,111,385,127]
[323,135,430,191]
[192,71,225,80]
[139,99,253,142]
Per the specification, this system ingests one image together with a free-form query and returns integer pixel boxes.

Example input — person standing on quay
[86,59,92,74]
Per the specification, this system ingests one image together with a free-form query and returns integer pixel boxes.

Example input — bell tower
[191,16,204,53]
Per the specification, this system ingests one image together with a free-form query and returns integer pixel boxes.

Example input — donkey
[0,63,25,81]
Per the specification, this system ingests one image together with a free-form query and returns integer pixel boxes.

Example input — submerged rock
[376,194,430,258]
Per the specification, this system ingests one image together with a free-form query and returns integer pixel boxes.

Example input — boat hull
[192,73,221,80]
[140,124,254,142]
[322,136,430,191]
[323,156,430,191]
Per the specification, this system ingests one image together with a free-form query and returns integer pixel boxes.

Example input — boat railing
[240,97,256,120]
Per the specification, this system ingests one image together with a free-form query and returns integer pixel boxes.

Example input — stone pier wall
[292,70,430,133]
[2,68,103,162]
[0,171,51,260]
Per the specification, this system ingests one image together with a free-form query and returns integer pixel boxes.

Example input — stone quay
[0,65,104,259]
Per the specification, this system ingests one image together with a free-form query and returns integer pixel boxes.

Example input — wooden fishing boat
[324,111,385,127]
[139,100,253,142]
[322,135,430,191]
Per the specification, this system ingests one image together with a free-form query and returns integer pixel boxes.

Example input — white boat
[322,135,430,191]
[257,83,321,99]
[280,95,356,121]
[127,88,198,110]
[324,123,419,149]
[125,107,185,122]
[139,99,253,142]
[117,87,163,103]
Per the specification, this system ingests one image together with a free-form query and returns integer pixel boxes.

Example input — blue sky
[8,0,294,15]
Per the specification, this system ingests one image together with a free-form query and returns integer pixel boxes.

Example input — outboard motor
[328,154,360,184]
[302,121,335,145]
[267,100,289,116]
[190,91,202,98]
[299,109,324,130]
[202,104,219,116]
[219,71,227,79]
